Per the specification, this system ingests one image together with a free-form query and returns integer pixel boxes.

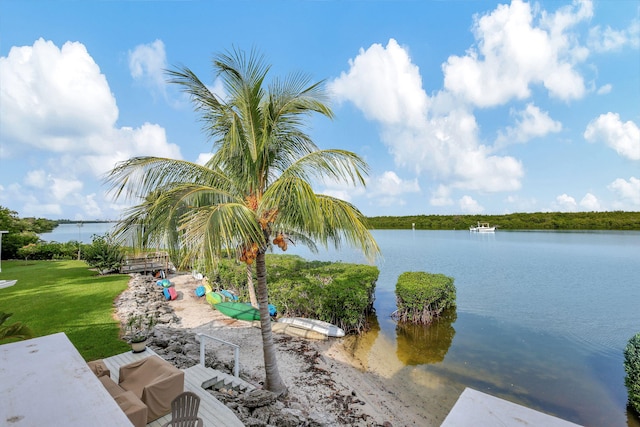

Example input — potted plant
[124,314,156,353]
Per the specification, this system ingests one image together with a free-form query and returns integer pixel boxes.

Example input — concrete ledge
[0,280,17,289]
[441,388,583,427]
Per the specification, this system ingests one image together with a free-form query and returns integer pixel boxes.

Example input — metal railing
[196,333,240,377]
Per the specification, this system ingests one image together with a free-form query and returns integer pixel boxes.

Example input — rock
[270,411,304,427]
[307,410,337,427]
[242,389,278,409]
[280,408,305,422]
[166,344,183,354]
[243,417,266,427]
[250,406,273,423]
[153,338,169,348]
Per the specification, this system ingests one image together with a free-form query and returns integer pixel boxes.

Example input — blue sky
[1,0,638,220]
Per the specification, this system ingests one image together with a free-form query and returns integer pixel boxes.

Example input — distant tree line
[55,219,115,224]
[2,206,640,260]
[367,211,640,231]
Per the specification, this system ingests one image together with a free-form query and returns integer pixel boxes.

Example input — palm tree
[106,48,379,395]
[0,312,33,342]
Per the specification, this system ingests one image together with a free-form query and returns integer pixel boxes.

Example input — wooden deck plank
[103,349,243,427]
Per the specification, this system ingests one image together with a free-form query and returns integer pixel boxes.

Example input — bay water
[42,225,640,425]
[39,222,114,244]
[287,229,640,426]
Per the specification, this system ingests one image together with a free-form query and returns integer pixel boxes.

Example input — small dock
[103,348,244,427]
[119,252,171,275]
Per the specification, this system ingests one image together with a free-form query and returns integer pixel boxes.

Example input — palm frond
[179,203,264,267]
[0,312,33,342]
[105,157,232,201]
[281,149,369,187]
[316,195,380,262]
[262,175,323,234]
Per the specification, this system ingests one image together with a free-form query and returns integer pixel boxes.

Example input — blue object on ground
[220,289,238,301]
[244,302,277,316]
[157,279,171,287]
[163,288,171,300]
[194,286,206,297]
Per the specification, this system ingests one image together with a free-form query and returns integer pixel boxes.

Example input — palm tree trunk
[247,265,258,308]
[255,251,287,395]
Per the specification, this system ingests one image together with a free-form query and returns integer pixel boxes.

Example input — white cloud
[196,153,213,166]
[370,171,420,196]
[584,113,640,160]
[51,178,83,201]
[459,195,484,213]
[608,177,640,206]
[82,123,182,177]
[207,79,228,102]
[588,18,640,52]
[443,0,590,106]
[318,177,366,203]
[24,170,47,188]
[330,39,428,127]
[365,171,420,207]
[319,170,418,207]
[330,39,524,195]
[129,39,168,95]
[0,38,118,152]
[0,39,182,219]
[496,103,562,146]
[596,84,612,95]
[82,194,103,219]
[579,192,600,211]
[555,193,578,211]
[430,185,453,207]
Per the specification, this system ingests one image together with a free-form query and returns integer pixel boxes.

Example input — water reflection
[396,309,457,365]
[341,314,380,369]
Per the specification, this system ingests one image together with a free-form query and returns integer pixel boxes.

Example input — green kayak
[216,302,260,321]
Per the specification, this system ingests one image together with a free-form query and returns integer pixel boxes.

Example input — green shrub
[625,332,640,415]
[394,271,456,324]
[83,234,124,274]
[16,241,80,261]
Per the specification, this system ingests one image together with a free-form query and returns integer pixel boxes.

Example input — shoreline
[118,272,449,426]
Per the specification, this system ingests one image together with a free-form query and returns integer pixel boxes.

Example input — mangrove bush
[394,271,456,324]
[625,332,640,415]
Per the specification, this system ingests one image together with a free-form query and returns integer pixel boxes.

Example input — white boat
[278,317,345,337]
[268,322,327,340]
[469,222,496,232]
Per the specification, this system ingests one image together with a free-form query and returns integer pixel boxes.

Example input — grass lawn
[0,259,131,360]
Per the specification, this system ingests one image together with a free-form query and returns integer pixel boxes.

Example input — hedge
[394,271,456,324]
[625,332,640,415]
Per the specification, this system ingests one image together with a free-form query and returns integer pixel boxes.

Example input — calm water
[43,225,640,425]
[40,222,115,244]
[286,230,640,427]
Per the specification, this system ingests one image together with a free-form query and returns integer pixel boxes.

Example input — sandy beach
[155,273,458,426]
